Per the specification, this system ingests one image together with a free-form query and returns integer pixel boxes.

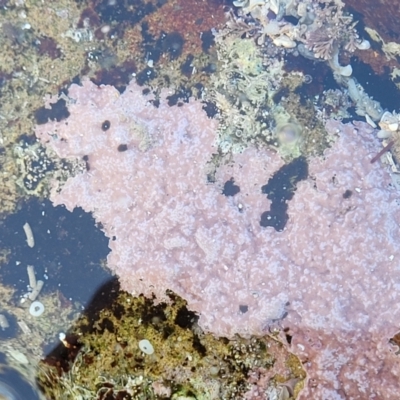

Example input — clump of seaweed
[209,25,281,156]
[37,282,305,399]
[209,20,330,161]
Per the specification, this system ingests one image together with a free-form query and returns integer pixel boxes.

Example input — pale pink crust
[36,80,400,399]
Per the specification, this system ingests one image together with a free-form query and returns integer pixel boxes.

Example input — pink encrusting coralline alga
[36,78,400,399]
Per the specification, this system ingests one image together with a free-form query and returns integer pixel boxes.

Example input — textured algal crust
[37,289,305,399]
[36,79,400,399]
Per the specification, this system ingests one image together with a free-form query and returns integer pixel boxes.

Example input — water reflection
[0,198,113,399]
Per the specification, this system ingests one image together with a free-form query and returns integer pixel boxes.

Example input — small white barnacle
[29,301,44,317]
[139,339,154,355]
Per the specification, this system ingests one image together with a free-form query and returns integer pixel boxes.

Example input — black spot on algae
[222,178,240,197]
[34,98,70,124]
[260,157,308,231]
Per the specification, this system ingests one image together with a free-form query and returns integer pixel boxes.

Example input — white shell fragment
[365,114,377,128]
[0,314,9,330]
[23,222,35,248]
[233,0,266,12]
[29,301,44,317]
[138,339,154,355]
[269,0,279,14]
[273,35,297,48]
[379,111,400,132]
[356,39,371,50]
[339,64,353,77]
[59,332,71,348]
[377,130,392,139]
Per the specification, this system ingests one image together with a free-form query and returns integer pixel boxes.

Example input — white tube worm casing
[17,320,31,334]
[27,265,37,289]
[28,280,44,301]
[23,222,35,248]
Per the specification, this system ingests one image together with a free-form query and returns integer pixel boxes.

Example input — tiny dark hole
[102,120,111,131]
